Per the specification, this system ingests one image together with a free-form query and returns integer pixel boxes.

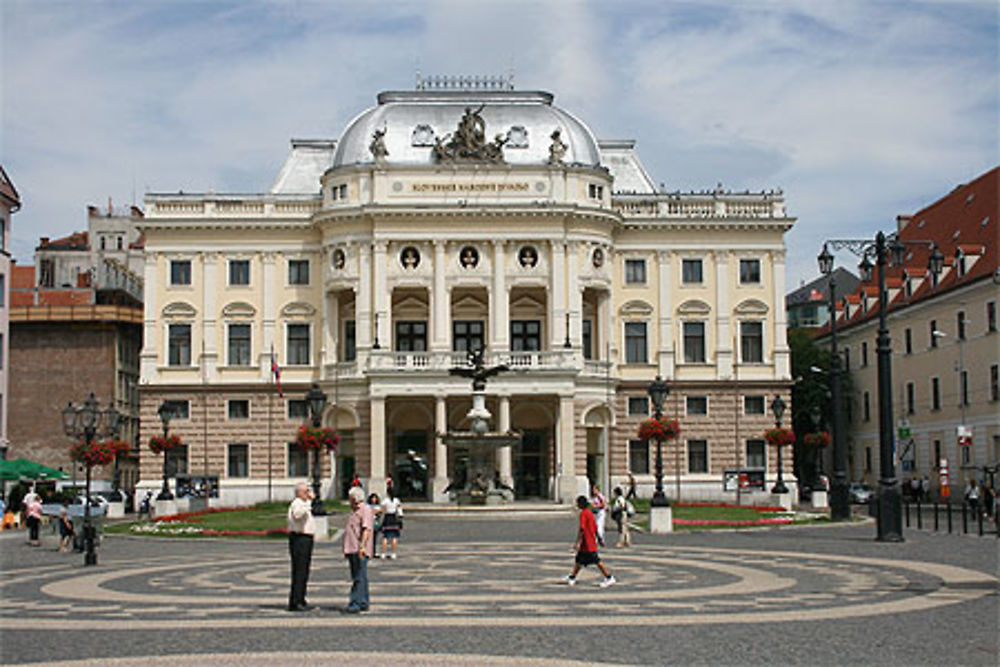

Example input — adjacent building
[0,166,20,461]
[138,79,796,505]
[786,268,859,330]
[817,166,999,493]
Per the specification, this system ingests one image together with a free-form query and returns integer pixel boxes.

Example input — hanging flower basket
[71,439,129,467]
[149,434,183,455]
[764,427,796,448]
[803,431,831,448]
[638,417,682,442]
[295,426,340,452]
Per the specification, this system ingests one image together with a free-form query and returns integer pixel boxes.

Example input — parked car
[849,483,873,504]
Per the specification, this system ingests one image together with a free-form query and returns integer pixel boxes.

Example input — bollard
[947,501,953,533]
[905,501,911,527]
[934,501,939,531]
[962,502,968,534]
[916,499,923,530]
[978,508,984,536]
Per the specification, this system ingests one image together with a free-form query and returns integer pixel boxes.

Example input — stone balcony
[324,350,614,380]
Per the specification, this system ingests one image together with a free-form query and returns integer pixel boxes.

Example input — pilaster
[550,241,567,348]
[431,395,450,502]
[657,250,674,377]
[431,241,449,352]
[201,252,218,381]
[491,241,509,351]
[715,250,733,378]
[260,251,277,380]
[368,395,386,496]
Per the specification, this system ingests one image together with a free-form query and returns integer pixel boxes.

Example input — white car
[849,483,873,504]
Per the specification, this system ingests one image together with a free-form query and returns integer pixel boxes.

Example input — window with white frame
[863,391,871,421]
[228,399,250,420]
[990,364,999,402]
[931,377,941,410]
[287,443,308,477]
[628,439,649,474]
[287,399,308,421]
[906,382,915,415]
[686,396,708,416]
[688,439,708,473]
[229,260,250,286]
[162,399,190,420]
[739,259,761,284]
[740,321,763,363]
[745,439,766,468]
[286,324,311,365]
[288,259,310,286]
[168,324,191,366]
[165,445,189,478]
[744,395,766,414]
[682,258,703,284]
[228,444,249,478]
[627,397,649,416]
[624,322,648,364]
[228,324,252,366]
[683,321,706,363]
[625,259,646,284]
[170,260,191,286]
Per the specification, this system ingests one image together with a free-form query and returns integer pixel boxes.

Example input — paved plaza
[0,514,996,665]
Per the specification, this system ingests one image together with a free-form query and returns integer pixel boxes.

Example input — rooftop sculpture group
[432,106,507,164]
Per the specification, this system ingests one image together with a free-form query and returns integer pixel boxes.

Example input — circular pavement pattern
[1,543,995,631]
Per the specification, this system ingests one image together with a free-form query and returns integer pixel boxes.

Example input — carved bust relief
[592,248,604,268]
[460,246,480,269]
[400,246,421,269]
[518,245,538,268]
[332,249,346,270]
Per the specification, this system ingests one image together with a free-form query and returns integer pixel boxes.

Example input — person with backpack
[611,486,632,548]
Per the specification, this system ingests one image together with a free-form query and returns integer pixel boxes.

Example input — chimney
[87,205,98,216]
[897,214,912,233]
[40,237,50,247]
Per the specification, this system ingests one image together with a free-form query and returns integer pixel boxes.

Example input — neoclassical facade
[137,83,795,505]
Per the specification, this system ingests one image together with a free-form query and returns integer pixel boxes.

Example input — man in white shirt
[287,482,316,612]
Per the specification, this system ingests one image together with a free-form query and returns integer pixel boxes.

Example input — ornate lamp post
[61,393,121,566]
[817,244,850,521]
[770,395,789,494]
[305,383,328,515]
[647,375,671,508]
[811,405,825,483]
[819,234,943,541]
[156,402,175,500]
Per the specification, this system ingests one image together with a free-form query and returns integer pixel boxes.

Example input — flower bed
[676,502,787,512]
[154,507,244,523]
[674,517,793,527]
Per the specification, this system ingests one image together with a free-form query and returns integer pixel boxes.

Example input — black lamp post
[305,383,328,515]
[647,375,670,508]
[819,234,943,541]
[817,244,850,521]
[156,402,176,500]
[61,393,120,566]
[770,395,789,494]
[811,405,825,484]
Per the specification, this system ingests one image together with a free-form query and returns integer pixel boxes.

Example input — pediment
[452,294,487,310]
[734,299,769,316]
[222,301,257,318]
[619,299,653,316]
[162,301,197,319]
[391,294,429,310]
[510,294,545,310]
[280,302,316,318]
[677,299,711,316]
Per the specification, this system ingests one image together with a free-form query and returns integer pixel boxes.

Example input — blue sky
[2,0,997,287]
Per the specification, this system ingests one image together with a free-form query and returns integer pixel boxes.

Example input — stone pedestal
[313,515,331,542]
[810,490,829,510]
[555,475,589,505]
[153,500,178,518]
[649,506,674,534]
[430,476,451,504]
[106,502,125,519]
[770,492,794,511]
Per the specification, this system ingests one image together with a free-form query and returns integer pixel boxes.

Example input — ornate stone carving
[548,129,568,165]
[432,106,506,164]
[369,128,389,162]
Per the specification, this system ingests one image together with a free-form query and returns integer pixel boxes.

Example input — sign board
[957,425,973,447]
[723,468,765,492]
[897,420,911,441]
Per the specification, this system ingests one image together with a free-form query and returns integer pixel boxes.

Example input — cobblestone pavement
[0,515,996,665]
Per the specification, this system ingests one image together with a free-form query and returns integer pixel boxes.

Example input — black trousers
[288,532,314,608]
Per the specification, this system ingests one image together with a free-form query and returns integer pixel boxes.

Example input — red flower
[149,434,183,454]
[295,426,340,452]
[803,431,831,448]
[70,439,129,467]
[637,417,681,442]
[764,427,796,448]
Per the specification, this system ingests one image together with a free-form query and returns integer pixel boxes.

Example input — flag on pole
[270,344,283,397]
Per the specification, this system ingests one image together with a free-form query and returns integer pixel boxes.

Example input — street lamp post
[156,402,175,500]
[647,375,670,508]
[61,393,120,566]
[770,395,789,494]
[305,383,328,515]
[819,234,943,541]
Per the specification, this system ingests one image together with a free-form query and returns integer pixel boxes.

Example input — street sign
[897,420,911,441]
[957,425,972,447]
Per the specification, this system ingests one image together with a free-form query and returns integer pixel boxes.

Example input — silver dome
[331,90,602,169]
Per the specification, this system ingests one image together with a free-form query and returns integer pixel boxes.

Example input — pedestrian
[367,493,382,558]
[564,495,616,588]
[921,476,930,502]
[611,486,631,548]
[591,483,607,547]
[342,485,374,613]
[139,490,153,518]
[982,483,995,518]
[385,474,393,499]
[25,494,43,546]
[380,488,403,559]
[58,506,74,553]
[286,482,316,612]
[910,477,921,502]
[626,471,637,501]
[965,479,981,517]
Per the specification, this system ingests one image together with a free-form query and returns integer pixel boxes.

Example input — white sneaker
[599,576,616,588]
[563,575,577,586]
[390,553,397,560]
[379,553,386,559]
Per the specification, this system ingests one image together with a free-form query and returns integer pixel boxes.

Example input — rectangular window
[906,382,915,415]
[165,445,188,478]
[343,320,356,362]
[744,395,766,414]
[628,439,649,475]
[510,320,541,352]
[683,322,706,363]
[688,439,708,474]
[682,258,703,284]
[863,391,871,422]
[588,183,604,200]
[286,324,311,366]
[930,320,938,348]
[931,377,941,411]
[170,260,191,286]
[740,321,763,363]
[0,333,3,369]
[934,440,941,468]
[843,347,850,371]
[227,444,249,478]
[961,445,971,465]
[287,443,309,477]
[960,370,969,406]
[228,324,251,366]
[162,399,190,420]
[865,446,872,473]
[287,399,308,420]
[288,259,310,285]
[991,364,999,402]
[228,399,250,420]
[988,301,997,333]
[627,397,648,416]
[117,236,123,250]
[739,259,761,284]
[39,259,54,288]
[745,439,766,468]
[686,396,708,416]
[582,319,593,360]
[861,341,869,367]
[229,260,250,286]
[396,321,428,352]
[625,259,646,284]
[957,311,966,340]
[905,328,912,355]
[624,322,648,364]
[0,274,4,307]
[168,324,191,366]
[452,320,484,353]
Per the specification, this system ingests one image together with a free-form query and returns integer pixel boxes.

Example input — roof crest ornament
[416,73,514,91]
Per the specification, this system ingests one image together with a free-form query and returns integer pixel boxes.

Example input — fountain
[441,348,521,505]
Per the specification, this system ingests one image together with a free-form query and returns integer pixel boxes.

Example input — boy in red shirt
[565,495,616,588]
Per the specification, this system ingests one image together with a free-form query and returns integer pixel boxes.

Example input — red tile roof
[38,231,89,251]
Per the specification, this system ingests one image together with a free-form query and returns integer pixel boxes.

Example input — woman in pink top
[591,484,607,547]
[25,497,43,546]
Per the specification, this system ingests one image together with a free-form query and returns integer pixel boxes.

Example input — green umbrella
[0,458,69,481]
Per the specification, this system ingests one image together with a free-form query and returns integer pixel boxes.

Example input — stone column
[567,245,582,353]
[323,290,339,368]
[491,241,509,351]
[140,252,159,382]
[498,395,513,490]
[260,252,277,380]
[715,250,733,378]
[772,250,791,378]
[431,241,449,352]
[201,252,218,380]
[368,395,386,496]
[373,241,389,351]
[357,243,372,350]
[555,395,585,503]
[431,395,450,502]
[657,250,674,377]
